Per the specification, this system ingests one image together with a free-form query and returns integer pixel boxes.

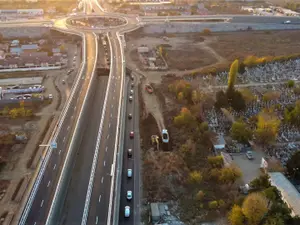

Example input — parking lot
[232,150,265,184]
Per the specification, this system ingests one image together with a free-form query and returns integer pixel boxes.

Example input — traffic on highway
[3,0,299,225]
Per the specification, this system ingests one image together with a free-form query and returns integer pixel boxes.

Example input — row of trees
[228,174,300,225]
[1,104,33,119]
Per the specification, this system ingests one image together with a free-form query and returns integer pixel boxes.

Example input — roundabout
[66,15,128,30]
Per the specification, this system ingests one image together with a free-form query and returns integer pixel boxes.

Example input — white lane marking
[95,216,98,224]
[47,180,51,187]
[63,137,66,143]
[101,177,104,183]
[110,113,112,118]
[34,222,37,225]
[105,147,108,152]
[104,161,106,166]
[109,123,111,128]
[67,126,70,131]
[98,195,101,203]
[71,115,74,120]
[107,134,109,139]
[111,105,114,108]
[53,164,56,170]
[74,106,77,110]
[113,96,115,100]
[59,150,62,155]
[40,200,44,208]
[114,89,115,92]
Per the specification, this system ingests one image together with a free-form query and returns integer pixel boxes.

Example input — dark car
[130,131,134,139]
[128,149,132,157]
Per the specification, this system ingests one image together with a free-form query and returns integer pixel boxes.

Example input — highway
[13,2,300,225]
[18,33,98,225]
[118,75,141,225]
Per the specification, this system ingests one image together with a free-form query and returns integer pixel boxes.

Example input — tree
[208,155,224,168]
[215,90,229,109]
[188,170,202,184]
[286,151,300,180]
[174,107,196,128]
[1,106,9,116]
[287,80,295,88]
[196,190,205,201]
[263,186,280,207]
[263,215,284,225]
[231,120,252,143]
[262,91,281,102]
[202,28,211,35]
[284,100,300,127]
[240,88,256,104]
[177,92,184,101]
[191,90,202,104]
[255,112,280,145]
[242,193,268,225]
[208,201,218,209]
[228,59,239,91]
[9,108,19,119]
[250,174,271,190]
[229,90,246,111]
[219,166,242,186]
[228,205,244,225]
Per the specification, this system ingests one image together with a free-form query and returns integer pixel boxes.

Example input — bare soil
[209,30,300,61]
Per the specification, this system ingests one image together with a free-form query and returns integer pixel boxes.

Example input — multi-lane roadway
[14,2,300,225]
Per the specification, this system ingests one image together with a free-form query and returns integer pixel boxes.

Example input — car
[62,80,66,84]
[162,129,169,143]
[130,131,134,139]
[128,148,132,157]
[129,95,133,101]
[246,151,254,160]
[127,191,132,200]
[130,89,134,95]
[131,82,134,87]
[127,169,132,178]
[48,94,53,99]
[130,74,134,80]
[124,206,130,218]
[283,20,291,24]
[128,113,132,119]
[145,84,153,94]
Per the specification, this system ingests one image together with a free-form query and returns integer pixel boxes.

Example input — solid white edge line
[106,31,124,225]
[18,32,86,225]
[80,32,113,225]
[45,33,97,225]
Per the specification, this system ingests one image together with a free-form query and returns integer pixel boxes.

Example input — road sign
[51,141,57,149]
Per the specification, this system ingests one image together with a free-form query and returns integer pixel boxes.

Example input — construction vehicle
[151,135,159,150]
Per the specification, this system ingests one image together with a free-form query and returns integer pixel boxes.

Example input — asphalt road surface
[119,75,141,225]
[59,75,108,225]
[24,33,97,225]
[86,32,124,225]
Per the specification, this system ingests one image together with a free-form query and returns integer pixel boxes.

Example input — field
[126,30,300,74]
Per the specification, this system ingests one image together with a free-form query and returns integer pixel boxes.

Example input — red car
[130,131,134,139]
[145,84,153,94]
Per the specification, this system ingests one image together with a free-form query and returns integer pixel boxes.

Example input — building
[268,172,300,217]
[150,202,185,224]
[21,44,39,52]
[10,47,22,55]
[213,134,226,150]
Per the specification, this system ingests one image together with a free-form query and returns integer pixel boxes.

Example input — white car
[127,169,132,178]
[124,206,130,218]
[162,129,169,143]
[129,95,133,101]
[127,191,132,200]
[283,20,291,24]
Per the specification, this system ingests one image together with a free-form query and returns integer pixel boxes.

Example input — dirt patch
[166,48,217,70]
[209,30,300,61]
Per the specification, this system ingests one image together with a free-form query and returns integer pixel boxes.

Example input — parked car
[128,113,132,119]
[130,131,134,139]
[124,206,130,218]
[162,129,169,143]
[127,191,132,200]
[127,169,132,178]
[145,84,153,94]
[127,149,132,158]
[246,151,254,160]
[48,94,53,99]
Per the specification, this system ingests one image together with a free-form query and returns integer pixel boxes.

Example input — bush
[208,201,218,209]
[202,28,211,35]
